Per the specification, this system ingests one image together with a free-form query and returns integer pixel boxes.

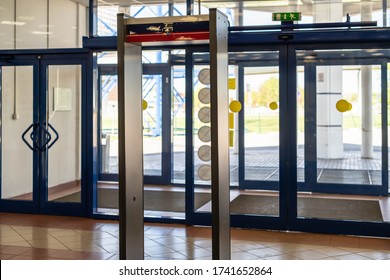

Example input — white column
[314,1,344,159]
[361,1,373,158]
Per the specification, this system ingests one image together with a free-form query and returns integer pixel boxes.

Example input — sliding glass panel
[244,65,280,183]
[316,64,381,186]
[1,66,34,201]
[100,74,118,175]
[297,65,305,183]
[298,49,388,223]
[143,74,163,177]
[172,65,186,184]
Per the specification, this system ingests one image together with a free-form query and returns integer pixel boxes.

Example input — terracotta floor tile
[247,247,283,258]
[359,238,390,250]
[288,250,329,260]
[311,247,352,257]
[261,254,303,260]
[0,236,27,244]
[0,246,32,255]
[230,251,258,260]
[357,250,390,260]
[98,244,119,254]
[181,248,213,259]
[231,241,268,251]
[145,246,176,256]
[81,252,116,260]
[165,242,200,252]
[335,253,372,260]
[49,250,88,260]
[0,253,15,260]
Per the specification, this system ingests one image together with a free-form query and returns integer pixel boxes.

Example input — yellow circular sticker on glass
[229,100,242,113]
[142,99,148,110]
[269,102,278,110]
[347,102,352,111]
[336,99,349,113]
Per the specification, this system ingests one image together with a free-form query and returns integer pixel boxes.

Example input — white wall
[49,0,77,48]
[0,0,15,49]
[0,0,87,50]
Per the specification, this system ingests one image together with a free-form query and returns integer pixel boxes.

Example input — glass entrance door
[189,49,287,230]
[0,62,37,212]
[294,48,389,227]
[0,55,87,216]
[42,61,85,216]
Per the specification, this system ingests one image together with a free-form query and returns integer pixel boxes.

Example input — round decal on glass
[198,87,210,104]
[198,107,211,123]
[198,164,211,181]
[198,145,211,161]
[198,125,211,142]
[198,68,210,85]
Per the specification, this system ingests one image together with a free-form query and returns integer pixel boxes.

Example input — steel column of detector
[117,13,144,260]
[209,8,230,260]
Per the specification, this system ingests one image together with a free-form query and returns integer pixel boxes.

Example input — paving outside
[104,147,385,186]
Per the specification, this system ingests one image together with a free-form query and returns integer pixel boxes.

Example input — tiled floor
[1,213,390,260]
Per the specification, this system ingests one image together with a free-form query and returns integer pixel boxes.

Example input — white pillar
[314,1,344,159]
[361,1,373,158]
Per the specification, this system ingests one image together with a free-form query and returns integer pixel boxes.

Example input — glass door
[42,59,86,216]
[0,60,39,213]
[189,48,288,230]
[0,55,87,216]
[143,66,171,185]
[292,46,390,233]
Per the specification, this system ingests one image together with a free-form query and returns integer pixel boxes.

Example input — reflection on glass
[297,66,305,182]
[298,49,388,224]
[172,65,186,184]
[47,65,82,203]
[316,65,382,186]
[244,65,280,182]
[100,75,118,174]
[143,74,163,176]
[1,66,34,201]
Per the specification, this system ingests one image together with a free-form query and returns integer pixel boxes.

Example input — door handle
[21,123,40,151]
[22,123,59,151]
[45,123,59,150]
[39,123,52,150]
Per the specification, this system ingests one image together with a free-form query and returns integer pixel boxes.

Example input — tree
[256,76,279,107]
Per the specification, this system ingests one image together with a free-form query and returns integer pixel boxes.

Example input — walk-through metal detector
[117,9,230,260]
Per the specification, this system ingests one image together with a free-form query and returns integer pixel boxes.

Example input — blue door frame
[0,50,90,217]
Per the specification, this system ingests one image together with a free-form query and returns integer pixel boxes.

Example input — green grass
[101,113,383,135]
